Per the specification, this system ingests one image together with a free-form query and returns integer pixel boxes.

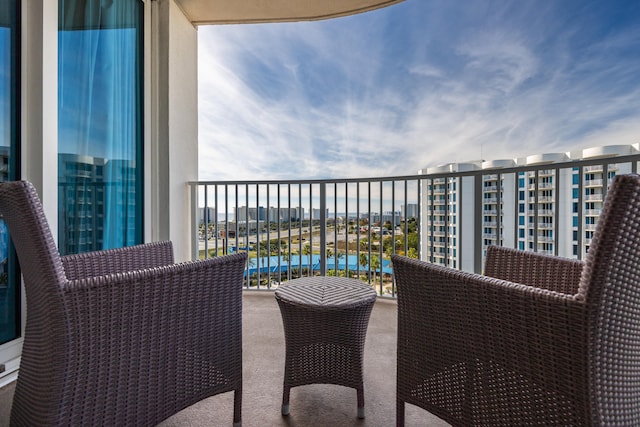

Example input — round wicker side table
[275,276,377,419]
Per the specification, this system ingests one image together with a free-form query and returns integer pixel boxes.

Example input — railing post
[320,182,327,276]
[190,183,198,260]
[204,185,209,258]
[473,175,483,274]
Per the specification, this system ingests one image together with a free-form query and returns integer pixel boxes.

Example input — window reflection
[0,0,20,345]
[58,0,143,255]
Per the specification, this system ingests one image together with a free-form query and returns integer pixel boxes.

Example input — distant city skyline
[198,0,640,181]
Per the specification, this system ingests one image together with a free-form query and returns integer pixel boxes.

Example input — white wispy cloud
[198,1,640,181]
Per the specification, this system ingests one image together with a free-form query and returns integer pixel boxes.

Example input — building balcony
[584,209,602,216]
[4,153,640,425]
[584,179,604,187]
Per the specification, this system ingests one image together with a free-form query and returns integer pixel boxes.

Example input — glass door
[58,0,144,255]
[0,0,21,347]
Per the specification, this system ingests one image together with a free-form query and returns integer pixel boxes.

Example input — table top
[275,276,377,309]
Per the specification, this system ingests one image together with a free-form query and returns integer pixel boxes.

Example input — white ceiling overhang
[175,0,405,25]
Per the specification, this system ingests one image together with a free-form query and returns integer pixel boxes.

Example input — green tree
[325,247,334,259]
[407,232,419,251]
[407,247,418,259]
[369,254,381,281]
[302,243,311,256]
[358,253,369,281]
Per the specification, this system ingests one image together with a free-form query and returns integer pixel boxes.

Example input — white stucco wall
[22,0,58,239]
[148,0,198,261]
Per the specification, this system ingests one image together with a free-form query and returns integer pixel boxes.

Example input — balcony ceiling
[175,0,405,25]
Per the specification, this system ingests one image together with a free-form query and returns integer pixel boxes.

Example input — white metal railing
[190,154,640,295]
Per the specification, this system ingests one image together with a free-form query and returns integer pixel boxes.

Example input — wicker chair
[0,181,246,427]
[393,173,640,426]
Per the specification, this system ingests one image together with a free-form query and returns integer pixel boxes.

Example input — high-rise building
[58,154,139,255]
[419,144,639,268]
[401,203,419,220]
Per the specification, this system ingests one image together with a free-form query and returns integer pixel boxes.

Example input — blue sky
[197,0,640,181]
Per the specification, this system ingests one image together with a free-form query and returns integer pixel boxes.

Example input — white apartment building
[420,144,639,268]
[419,162,480,271]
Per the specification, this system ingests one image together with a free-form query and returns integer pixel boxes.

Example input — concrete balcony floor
[0,291,450,427]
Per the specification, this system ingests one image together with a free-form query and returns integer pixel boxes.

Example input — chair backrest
[0,181,67,353]
[0,181,66,291]
[580,174,640,424]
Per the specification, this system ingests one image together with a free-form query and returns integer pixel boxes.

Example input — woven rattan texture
[275,277,376,415]
[275,275,377,309]
[0,181,247,427]
[393,174,640,427]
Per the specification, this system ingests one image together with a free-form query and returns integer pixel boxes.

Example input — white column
[22,0,58,239]
[147,0,198,261]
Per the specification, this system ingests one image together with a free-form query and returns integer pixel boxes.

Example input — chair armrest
[61,241,174,280]
[484,245,583,295]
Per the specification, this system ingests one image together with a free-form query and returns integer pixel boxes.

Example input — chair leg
[357,387,365,419]
[396,397,405,427]
[233,388,242,427]
[281,385,291,416]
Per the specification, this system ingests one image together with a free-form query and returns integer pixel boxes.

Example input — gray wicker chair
[393,173,640,426]
[0,181,246,427]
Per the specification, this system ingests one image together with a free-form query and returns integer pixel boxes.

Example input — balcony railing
[190,153,640,296]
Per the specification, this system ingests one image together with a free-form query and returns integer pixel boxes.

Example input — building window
[58,0,144,255]
[0,0,21,345]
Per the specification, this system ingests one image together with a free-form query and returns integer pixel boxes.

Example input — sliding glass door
[58,0,144,255]
[0,0,20,345]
